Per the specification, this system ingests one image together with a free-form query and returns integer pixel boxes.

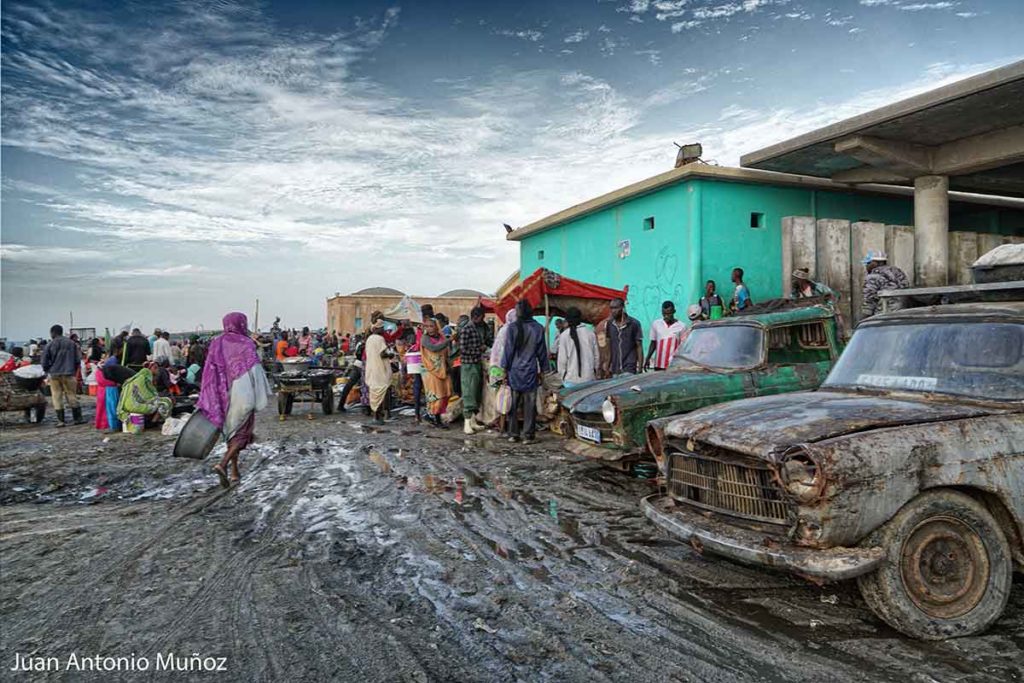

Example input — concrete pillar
[914,175,949,287]
[781,216,816,297]
[885,225,915,284]
[947,232,978,285]
[852,222,886,324]
[816,219,852,324]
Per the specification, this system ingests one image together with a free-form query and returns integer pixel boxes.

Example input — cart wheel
[322,390,335,415]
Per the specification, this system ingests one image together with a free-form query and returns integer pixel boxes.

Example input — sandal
[213,464,230,489]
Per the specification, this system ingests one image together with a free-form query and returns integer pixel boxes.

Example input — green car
[556,302,844,463]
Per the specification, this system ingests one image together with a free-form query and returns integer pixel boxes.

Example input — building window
[354,317,362,331]
[750,212,764,229]
[537,250,545,260]
[643,216,655,231]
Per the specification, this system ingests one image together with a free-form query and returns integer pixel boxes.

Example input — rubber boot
[55,409,67,428]
[463,418,475,435]
[468,415,486,432]
[72,407,86,425]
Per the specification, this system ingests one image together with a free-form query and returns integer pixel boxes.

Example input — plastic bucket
[123,413,145,435]
[173,409,222,459]
[709,305,724,320]
[405,352,422,375]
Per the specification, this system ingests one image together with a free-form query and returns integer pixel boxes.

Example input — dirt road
[1,406,1022,682]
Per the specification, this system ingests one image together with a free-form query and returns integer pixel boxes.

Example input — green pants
[460,363,482,416]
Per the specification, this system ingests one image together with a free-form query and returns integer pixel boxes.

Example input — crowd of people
[0,251,909,487]
[0,326,212,429]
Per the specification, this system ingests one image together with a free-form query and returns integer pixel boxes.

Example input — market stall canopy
[740,60,1024,197]
[382,296,423,323]
[483,269,629,324]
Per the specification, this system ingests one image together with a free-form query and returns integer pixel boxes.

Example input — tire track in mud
[350,438,903,683]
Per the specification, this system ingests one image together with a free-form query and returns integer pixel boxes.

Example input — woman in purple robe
[198,312,271,488]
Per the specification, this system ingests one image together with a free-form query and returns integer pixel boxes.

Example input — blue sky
[2,0,1022,338]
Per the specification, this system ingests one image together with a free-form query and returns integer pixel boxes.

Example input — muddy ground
[1,403,1021,683]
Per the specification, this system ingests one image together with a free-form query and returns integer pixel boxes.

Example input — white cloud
[900,2,955,10]
[495,28,543,42]
[635,49,663,65]
[107,264,207,278]
[859,0,959,9]
[1,244,104,264]
[564,29,589,43]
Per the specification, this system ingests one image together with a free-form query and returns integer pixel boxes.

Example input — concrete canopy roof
[740,60,1024,197]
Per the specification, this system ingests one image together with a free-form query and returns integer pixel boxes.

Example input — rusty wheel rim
[900,516,989,619]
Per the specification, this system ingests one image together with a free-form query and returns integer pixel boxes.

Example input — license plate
[575,424,602,443]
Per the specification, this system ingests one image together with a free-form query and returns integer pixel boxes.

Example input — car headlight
[778,448,824,503]
[601,398,616,424]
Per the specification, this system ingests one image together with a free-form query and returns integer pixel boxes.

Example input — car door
[754,321,834,397]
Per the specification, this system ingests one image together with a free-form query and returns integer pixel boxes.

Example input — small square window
[750,212,764,229]
[643,216,655,231]
[537,250,545,260]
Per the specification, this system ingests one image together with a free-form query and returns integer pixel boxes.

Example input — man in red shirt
[644,300,686,371]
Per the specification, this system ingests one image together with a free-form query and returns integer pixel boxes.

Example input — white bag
[161,413,191,436]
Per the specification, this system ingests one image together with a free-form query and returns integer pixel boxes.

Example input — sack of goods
[13,365,45,379]
[495,384,513,415]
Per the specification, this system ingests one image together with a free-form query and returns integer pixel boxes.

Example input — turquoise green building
[507,165,1024,331]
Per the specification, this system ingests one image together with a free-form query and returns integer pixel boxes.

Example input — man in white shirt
[644,301,687,371]
[152,331,173,363]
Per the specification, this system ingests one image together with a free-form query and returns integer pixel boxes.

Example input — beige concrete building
[326,287,488,335]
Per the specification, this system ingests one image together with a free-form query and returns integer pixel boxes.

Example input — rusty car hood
[663,390,997,457]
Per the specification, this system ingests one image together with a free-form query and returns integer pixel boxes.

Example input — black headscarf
[514,299,533,351]
[565,307,583,377]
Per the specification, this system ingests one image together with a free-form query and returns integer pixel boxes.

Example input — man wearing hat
[862,250,910,318]
[790,268,836,301]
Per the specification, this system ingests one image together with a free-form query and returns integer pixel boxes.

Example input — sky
[2,0,1022,339]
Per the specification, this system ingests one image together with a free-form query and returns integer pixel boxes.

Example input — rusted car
[643,298,1023,639]
[555,302,842,465]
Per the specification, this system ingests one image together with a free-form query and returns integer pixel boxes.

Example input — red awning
[483,269,629,324]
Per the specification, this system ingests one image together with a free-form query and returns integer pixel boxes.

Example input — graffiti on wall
[639,245,686,323]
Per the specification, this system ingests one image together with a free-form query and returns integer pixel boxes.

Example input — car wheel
[857,489,1012,640]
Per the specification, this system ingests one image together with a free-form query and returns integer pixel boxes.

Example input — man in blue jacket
[501,300,548,444]
[42,324,84,427]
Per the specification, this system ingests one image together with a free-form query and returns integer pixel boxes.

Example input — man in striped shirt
[644,301,687,371]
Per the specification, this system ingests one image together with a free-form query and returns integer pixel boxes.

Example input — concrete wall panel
[781,216,816,298]
[851,222,886,324]
[948,231,979,285]
[885,225,915,285]
[977,233,1004,258]
[816,219,852,324]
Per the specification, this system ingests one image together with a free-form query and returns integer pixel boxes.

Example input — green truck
[555,301,844,464]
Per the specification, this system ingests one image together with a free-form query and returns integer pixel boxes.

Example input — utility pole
[254,298,260,332]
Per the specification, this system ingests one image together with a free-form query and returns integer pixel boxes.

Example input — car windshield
[823,322,1024,401]
[671,325,764,370]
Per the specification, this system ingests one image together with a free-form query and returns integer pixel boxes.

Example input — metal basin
[173,410,222,460]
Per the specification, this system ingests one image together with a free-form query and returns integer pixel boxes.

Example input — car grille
[667,449,790,525]
[570,413,615,443]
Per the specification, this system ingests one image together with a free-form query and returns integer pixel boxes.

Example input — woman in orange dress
[418,317,452,429]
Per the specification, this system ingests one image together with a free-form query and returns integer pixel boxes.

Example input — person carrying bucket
[197,312,272,488]
[698,280,726,320]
